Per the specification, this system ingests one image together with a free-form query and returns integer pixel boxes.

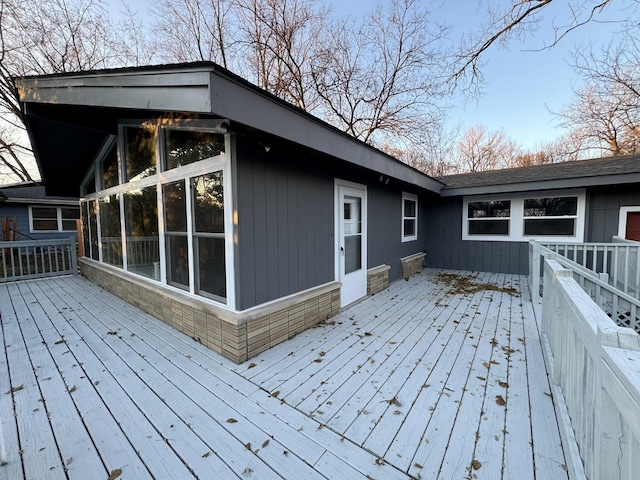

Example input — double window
[402,192,418,242]
[30,206,80,232]
[81,119,232,307]
[463,190,585,242]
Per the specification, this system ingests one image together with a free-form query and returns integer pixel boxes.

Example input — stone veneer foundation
[79,258,340,363]
[401,252,426,280]
[367,264,390,296]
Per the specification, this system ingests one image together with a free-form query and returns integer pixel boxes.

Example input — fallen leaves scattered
[498,380,509,388]
[247,363,257,369]
[227,418,238,423]
[8,384,24,394]
[68,385,77,393]
[495,395,506,406]
[202,451,211,458]
[471,459,482,470]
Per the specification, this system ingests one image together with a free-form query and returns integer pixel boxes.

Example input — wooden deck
[0,270,569,479]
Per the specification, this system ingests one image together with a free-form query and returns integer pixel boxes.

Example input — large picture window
[81,119,231,307]
[463,190,585,242]
[124,186,159,280]
[523,196,578,236]
[192,172,226,301]
[467,200,510,236]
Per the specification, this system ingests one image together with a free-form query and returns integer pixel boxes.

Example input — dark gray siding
[423,197,528,274]
[587,186,640,242]
[233,135,431,309]
[234,139,335,310]
[367,185,432,281]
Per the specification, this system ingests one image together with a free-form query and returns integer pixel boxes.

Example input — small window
[402,193,418,242]
[467,200,510,236]
[523,196,577,237]
[30,206,80,232]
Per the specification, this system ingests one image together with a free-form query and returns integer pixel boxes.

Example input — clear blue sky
[107,0,629,150]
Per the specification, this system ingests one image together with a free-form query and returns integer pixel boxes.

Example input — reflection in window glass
[468,200,511,218]
[102,143,119,189]
[31,207,58,231]
[88,200,99,260]
[124,186,159,280]
[61,208,80,231]
[164,181,189,289]
[524,197,577,217]
[165,129,225,170]
[99,194,122,267]
[192,172,226,301]
[193,173,225,233]
[468,200,511,236]
[524,196,577,236]
[124,126,156,182]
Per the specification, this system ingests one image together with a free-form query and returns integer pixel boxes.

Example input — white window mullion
[185,178,196,296]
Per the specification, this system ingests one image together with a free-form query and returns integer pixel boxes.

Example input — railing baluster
[0,238,78,282]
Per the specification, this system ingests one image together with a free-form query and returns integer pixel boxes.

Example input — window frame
[80,119,236,310]
[29,205,80,233]
[401,192,418,242]
[618,206,640,240]
[462,189,586,242]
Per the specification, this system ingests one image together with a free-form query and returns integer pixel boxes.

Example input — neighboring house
[429,156,640,274]
[0,182,80,241]
[13,62,640,362]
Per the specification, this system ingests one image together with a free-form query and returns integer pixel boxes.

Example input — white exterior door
[335,180,367,307]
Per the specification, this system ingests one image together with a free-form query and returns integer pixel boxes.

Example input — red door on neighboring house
[626,212,640,241]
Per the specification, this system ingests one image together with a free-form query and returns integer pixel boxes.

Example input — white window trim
[462,189,586,242]
[618,206,640,239]
[402,192,418,242]
[29,205,80,233]
[81,120,237,311]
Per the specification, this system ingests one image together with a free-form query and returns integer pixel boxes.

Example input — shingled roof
[438,154,640,196]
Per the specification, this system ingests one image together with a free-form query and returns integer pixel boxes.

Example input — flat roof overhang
[16,63,443,197]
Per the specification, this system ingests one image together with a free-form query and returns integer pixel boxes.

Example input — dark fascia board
[440,172,640,196]
[16,63,443,194]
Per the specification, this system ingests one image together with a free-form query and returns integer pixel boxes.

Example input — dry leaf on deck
[495,395,506,406]
[108,468,123,480]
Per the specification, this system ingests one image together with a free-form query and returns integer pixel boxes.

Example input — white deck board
[0,270,569,479]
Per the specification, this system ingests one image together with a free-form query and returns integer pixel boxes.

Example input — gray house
[16,62,439,362]
[429,156,640,274]
[14,62,640,362]
[0,182,79,241]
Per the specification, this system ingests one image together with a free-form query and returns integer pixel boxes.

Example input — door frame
[334,179,367,308]
[618,206,640,240]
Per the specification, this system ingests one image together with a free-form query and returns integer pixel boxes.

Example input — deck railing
[0,237,78,282]
[530,240,640,334]
[541,258,640,480]
[541,237,640,299]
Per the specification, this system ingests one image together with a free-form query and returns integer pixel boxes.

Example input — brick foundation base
[79,258,340,363]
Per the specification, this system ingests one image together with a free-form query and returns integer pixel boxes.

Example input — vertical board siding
[424,197,529,274]
[235,141,334,310]
[366,186,429,282]
[588,186,640,242]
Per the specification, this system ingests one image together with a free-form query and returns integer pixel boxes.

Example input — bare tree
[455,125,522,172]
[311,0,449,148]
[234,0,329,110]
[0,0,130,184]
[452,0,629,85]
[153,0,235,68]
